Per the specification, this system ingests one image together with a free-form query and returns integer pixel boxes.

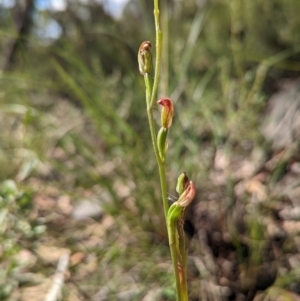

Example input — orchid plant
[137,2,196,300]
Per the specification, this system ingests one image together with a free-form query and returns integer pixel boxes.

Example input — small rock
[290,162,300,174]
[261,80,300,150]
[279,207,300,221]
[72,199,103,220]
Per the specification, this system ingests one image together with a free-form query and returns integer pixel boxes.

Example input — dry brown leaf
[83,215,114,238]
[282,221,300,235]
[232,160,257,180]
[245,178,268,202]
[57,195,73,215]
[214,148,229,171]
[113,179,135,199]
[70,252,86,267]
[34,195,56,211]
[14,249,37,270]
[19,279,52,301]
[75,254,98,280]
[35,246,70,264]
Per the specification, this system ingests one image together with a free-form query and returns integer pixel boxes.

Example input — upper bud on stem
[176,172,189,195]
[138,41,152,75]
[157,98,174,129]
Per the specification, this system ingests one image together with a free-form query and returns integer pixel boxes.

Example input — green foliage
[0,180,39,300]
[0,0,300,299]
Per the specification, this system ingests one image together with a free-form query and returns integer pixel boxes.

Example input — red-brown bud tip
[140,41,151,50]
[157,97,173,108]
[138,41,152,75]
[157,98,174,129]
[177,181,196,207]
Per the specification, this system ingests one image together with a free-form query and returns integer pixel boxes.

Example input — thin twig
[44,252,70,301]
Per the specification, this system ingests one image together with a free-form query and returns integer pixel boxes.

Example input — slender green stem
[178,213,188,301]
[144,73,152,106]
[150,0,163,109]
[144,75,169,218]
[168,211,182,301]
[180,255,188,301]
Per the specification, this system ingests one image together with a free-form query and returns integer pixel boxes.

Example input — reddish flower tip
[157,98,174,129]
[177,181,196,207]
[157,97,172,108]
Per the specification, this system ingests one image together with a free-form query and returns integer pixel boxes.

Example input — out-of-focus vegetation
[1,0,300,300]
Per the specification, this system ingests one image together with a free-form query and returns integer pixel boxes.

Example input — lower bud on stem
[157,127,168,162]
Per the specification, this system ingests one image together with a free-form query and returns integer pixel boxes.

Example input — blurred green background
[1,0,300,300]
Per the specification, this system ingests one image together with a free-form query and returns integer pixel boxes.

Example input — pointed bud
[138,41,152,75]
[157,98,174,129]
[176,172,189,195]
[157,127,168,162]
[176,181,196,208]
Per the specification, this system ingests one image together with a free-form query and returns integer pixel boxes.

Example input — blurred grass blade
[52,59,140,147]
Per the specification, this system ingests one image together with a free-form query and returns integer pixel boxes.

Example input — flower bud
[138,41,152,75]
[157,127,168,162]
[157,98,174,129]
[176,181,196,208]
[168,201,183,222]
[176,172,189,195]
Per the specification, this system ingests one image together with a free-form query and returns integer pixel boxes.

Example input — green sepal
[168,202,183,223]
[143,50,152,74]
[157,127,168,162]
